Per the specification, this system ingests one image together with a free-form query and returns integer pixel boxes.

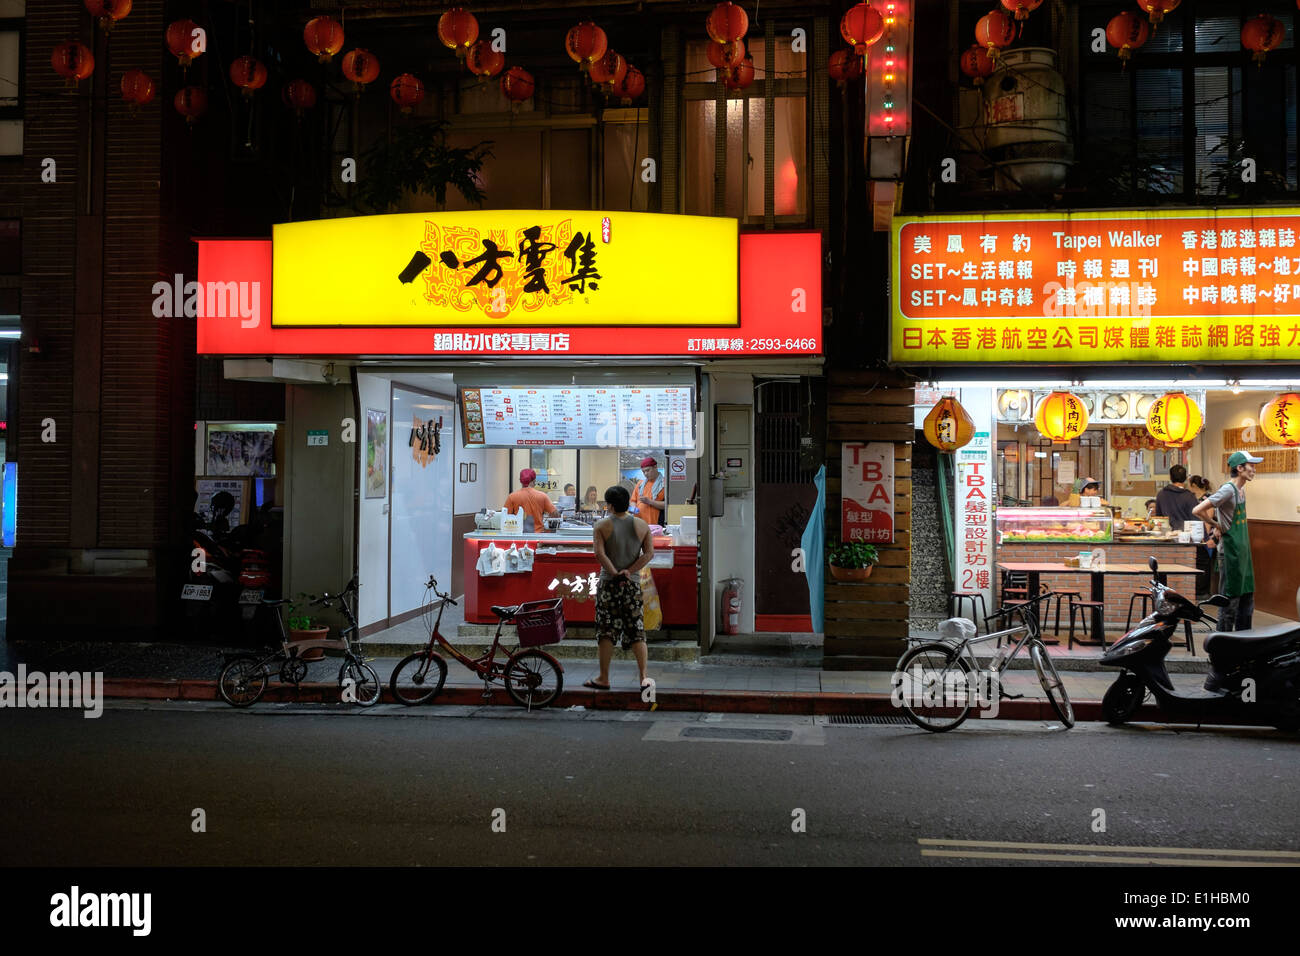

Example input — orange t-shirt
[504,486,557,531]
[633,477,665,526]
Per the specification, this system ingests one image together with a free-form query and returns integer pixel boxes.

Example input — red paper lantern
[975,10,1016,59]
[611,63,645,105]
[706,39,747,72]
[840,3,884,56]
[1106,11,1150,64]
[303,16,344,63]
[85,0,131,34]
[229,56,268,98]
[51,42,94,84]
[166,19,204,67]
[174,86,207,125]
[342,49,381,91]
[120,68,154,105]
[500,66,535,104]
[466,41,505,79]
[829,48,865,86]
[589,49,628,90]
[1136,0,1181,28]
[390,74,425,113]
[706,2,749,44]
[1242,14,1285,66]
[438,7,479,59]
[959,44,994,85]
[281,79,317,116]
[923,397,976,453]
[999,0,1042,22]
[725,55,755,91]
[565,21,608,72]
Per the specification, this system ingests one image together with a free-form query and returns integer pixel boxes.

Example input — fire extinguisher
[721,578,742,635]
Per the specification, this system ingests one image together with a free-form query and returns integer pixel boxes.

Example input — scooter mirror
[1148,556,1158,573]
[1206,594,1230,608]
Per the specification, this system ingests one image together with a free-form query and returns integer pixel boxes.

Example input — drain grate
[827,714,911,725]
[681,726,794,741]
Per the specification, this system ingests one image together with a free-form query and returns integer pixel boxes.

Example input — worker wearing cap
[503,468,558,533]
[1193,450,1262,631]
[631,456,666,526]
[1064,477,1108,508]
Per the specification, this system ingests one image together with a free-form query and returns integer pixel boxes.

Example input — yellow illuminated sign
[892,208,1300,363]
[273,210,738,327]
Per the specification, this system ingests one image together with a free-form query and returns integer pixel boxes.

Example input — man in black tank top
[587,485,654,690]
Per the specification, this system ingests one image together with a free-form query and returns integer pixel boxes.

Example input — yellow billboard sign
[273,210,738,327]
[892,208,1300,363]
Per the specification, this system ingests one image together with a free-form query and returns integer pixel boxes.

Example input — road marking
[920,838,1300,866]
[921,849,1299,866]
[643,719,825,745]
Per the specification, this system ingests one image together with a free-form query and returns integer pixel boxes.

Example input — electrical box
[715,404,752,494]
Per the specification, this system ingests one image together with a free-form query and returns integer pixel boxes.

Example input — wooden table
[996,562,1200,642]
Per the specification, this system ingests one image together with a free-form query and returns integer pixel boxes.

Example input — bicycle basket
[515,598,566,647]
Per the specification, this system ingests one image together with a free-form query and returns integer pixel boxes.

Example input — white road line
[919,838,1300,858]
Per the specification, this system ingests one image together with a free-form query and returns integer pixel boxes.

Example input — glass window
[602,116,650,211]
[0,32,18,109]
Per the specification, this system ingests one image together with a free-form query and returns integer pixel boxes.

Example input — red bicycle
[389,575,565,709]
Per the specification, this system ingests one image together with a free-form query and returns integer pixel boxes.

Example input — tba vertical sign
[842,442,894,543]
[955,429,993,608]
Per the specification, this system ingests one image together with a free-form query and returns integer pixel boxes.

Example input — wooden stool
[1125,590,1151,631]
[948,591,989,635]
[1049,589,1082,640]
[1068,597,1107,649]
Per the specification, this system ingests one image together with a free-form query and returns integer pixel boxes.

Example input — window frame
[0,18,23,121]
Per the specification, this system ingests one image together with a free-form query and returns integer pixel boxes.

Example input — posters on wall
[841,442,894,543]
[206,429,274,476]
[365,409,388,498]
[195,478,249,528]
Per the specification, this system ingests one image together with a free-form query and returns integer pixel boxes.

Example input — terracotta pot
[290,625,329,661]
[829,563,873,582]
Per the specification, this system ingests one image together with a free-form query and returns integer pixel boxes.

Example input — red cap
[519,468,536,485]
[640,456,657,467]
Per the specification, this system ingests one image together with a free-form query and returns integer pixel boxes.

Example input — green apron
[1221,489,1255,597]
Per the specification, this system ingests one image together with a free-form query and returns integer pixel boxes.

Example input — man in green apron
[1193,451,1261,631]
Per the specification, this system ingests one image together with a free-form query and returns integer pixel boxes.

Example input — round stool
[1125,590,1152,631]
[948,591,989,635]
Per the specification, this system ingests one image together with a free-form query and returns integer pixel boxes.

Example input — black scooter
[1100,557,1300,731]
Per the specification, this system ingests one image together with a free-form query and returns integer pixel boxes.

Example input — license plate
[238,588,264,605]
[181,584,213,601]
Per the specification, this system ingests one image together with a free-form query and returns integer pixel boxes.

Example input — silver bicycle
[894,591,1073,732]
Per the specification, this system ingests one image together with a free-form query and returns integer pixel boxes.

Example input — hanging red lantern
[466,41,505,79]
[174,86,207,125]
[706,40,747,73]
[923,397,976,453]
[725,55,755,91]
[500,66,535,105]
[1260,393,1300,447]
[1136,1,1180,28]
[120,68,154,106]
[840,3,884,56]
[975,10,1016,60]
[52,42,94,85]
[342,49,381,92]
[589,49,628,91]
[1106,11,1151,64]
[85,0,131,34]
[438,7,479,59]
[829,48,865,86]
[166,19,204,67]
[303,16,344,63]
[959,44,994,85]
[706,2,749,44]
[565,22,608,73]
[390,74,425,113]
[1242,14,1285,67]
[999,0,1042,22]
[1034,391,1089,444]
[281,79,317,116]
[611,64,645,105]
[229,56,268,98]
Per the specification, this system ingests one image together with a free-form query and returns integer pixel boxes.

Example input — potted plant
[827,540,879,582]
[287,594,329,661]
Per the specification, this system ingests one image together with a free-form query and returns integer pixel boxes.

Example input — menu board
[460,386,695,449]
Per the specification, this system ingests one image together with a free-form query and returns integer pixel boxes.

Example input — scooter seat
[1204,622,1300,666]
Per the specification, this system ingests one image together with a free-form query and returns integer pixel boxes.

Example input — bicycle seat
[491,605,520,621]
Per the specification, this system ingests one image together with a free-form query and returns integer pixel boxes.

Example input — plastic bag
[639,567,663,631]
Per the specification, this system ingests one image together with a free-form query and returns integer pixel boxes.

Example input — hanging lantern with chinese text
[1242,14,1285,67]
[974,10,1016,61]
[611,64,645,105]
[725,55,755,91]
[1146,392,1203,449]
[500,66,535,105]
[390,74,425,113]
[52,41,94,85]
[282,79,317,117]
[342,49,381,92]
[830,48,865,86]
[1000,0,1042,22]
[166,19,204,68]
[1136,0,1180,29]
[565,22,607,73]
[303,16,344,63]
[120,68,154,106]
[438,7,479,59]
[923,396,976,453]
[1260,392,1300,447]
[707,2,749,44]
[85,0,131,34]
[466,41,505,80]
[1106,11,1150,65]
[840,2,884,56]
[959,44,993,85]
[174,86,207,125]
[229,56,268,99]
[589,49,627,92]
[1034,391,1089,444]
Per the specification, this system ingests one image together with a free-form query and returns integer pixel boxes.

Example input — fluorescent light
[0,331,19,339]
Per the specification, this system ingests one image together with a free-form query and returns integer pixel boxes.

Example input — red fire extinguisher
[721,578,742,635]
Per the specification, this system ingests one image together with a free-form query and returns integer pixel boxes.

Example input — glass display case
[996,507,1114,544]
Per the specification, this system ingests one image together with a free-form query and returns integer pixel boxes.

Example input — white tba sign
[841,442,894,544]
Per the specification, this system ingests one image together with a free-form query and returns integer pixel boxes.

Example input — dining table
[995,561,1201,643]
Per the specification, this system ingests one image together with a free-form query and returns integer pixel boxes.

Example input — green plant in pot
[287,594,329,661]
[827,540,879,582]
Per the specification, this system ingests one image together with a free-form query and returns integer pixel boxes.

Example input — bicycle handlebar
[424,575,457,605]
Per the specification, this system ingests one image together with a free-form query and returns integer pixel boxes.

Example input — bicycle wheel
[893,642,974,732]
[339,660,382,707]
[219,655,268,707]
[1030,640,1074,728]
[389,651,448,705]
[503,649,563,709]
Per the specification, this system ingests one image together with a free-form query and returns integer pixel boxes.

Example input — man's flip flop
[582,679,610,690]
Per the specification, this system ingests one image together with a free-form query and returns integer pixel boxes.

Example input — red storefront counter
[463,534,699,628]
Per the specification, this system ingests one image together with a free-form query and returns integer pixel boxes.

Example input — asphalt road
[1,702,1298,867]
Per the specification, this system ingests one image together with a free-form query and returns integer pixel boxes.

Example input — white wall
[356,373,391,628]
[708,372,756,634]
[1204,391,1300,523]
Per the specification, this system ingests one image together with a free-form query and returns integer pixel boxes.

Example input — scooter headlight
[1111,637,1154,658]
[1154,593,1179,617]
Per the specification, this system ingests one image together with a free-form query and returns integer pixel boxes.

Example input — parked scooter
[1101,557,1300,731]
